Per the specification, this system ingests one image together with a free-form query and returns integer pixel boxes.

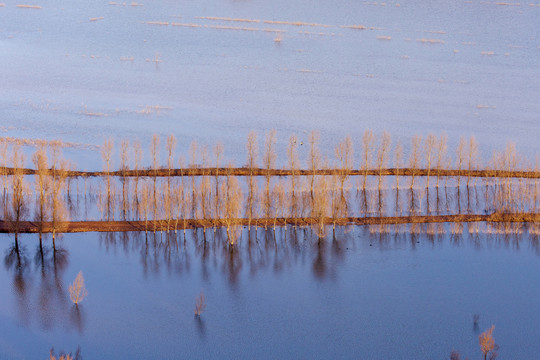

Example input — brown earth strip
[2,167,540,179]
[1,213,539,234]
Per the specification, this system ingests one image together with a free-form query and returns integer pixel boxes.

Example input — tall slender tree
[394,141,403,191]
[409,135,422,189]
[263,130,277,227]
[120,139,129,219]
[101,138,114,220]
[308,131,321,196]
[424,134,436,189]
[189,140,198,218]
[467,136,479,188]
[245,131,258,230]
[335,135,354,194]
[151,134,160,218]
[376,132,391,191]
[435,133,448,189]
[132,140,142,205]
[362,130,375,190]
[213,142,224,224]
[456,137,466,188]
[32,145,50,240]
[9,145,28,240]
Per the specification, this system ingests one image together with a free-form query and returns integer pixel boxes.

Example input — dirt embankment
[3,166,540,179]
[1,212,539,234]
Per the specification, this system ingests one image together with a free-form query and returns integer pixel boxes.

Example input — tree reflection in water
[4,236,31,326]
[3,234,85,332]
[4,210,540,334]
[96,223,359,285]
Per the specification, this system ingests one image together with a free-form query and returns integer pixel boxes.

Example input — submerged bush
[69,271,88,305]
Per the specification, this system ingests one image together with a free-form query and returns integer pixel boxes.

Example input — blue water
[1,0,539,358]
[1,228,539,359]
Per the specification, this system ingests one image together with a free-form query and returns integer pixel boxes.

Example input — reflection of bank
[3,236,85,333]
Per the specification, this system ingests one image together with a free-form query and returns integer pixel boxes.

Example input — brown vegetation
[2,131,540,241]
[69,271,88,305]
[479,325,498,360]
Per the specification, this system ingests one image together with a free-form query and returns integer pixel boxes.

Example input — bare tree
[424,133,436,188]
[479,325,497,360]
[49,145,68,245]
[69,271,88,305]
[0,139,8,200]
[162,184,172,233]
[362,130,375,190]
[8,145,28,240]
[120,139,129,219]
[32,145,50,239]
[329,173,346,232]
[248,181,260,230]
[376,132,391,191]
[335,135,354,193]
[199,171,212,234]
[503,141,519,210]
[199,146,210,233]
[394,141,403,190]
[222,171,243,245]
[435,133,448,189]
[139,180,150,235]
[166,134,176,194]
[189,140,198,218]
[175,156,188,235]
[467,136,479,188]
[287,134,299,196]
[287,134,299,226]
[213,142,224,223]
[308,130,321,196]
[272,179,286,231]
[151,134,160,215]
[132,140,143,205]
[245,131,258,230]
[409,135,422,189]
[101,138,114,220]
[166,134,177,230]
[312,175,328,239]
[535,155,539,212]
[263,130,277,227]
[456,137,466,188]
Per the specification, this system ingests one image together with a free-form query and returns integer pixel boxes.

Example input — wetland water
[2,227,540,359]
[1,0,539,165]
[1,0,539,358]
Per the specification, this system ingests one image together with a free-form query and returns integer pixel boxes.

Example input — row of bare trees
[2,131,536,190]
[0,132,538,243]
[94,166,538,240]
[0,141,69,243]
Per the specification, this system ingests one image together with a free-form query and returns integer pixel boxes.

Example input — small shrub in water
[49,347,81,360]
[479,325,498,360]
[194,291,206,316]
[69,271,88,305]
